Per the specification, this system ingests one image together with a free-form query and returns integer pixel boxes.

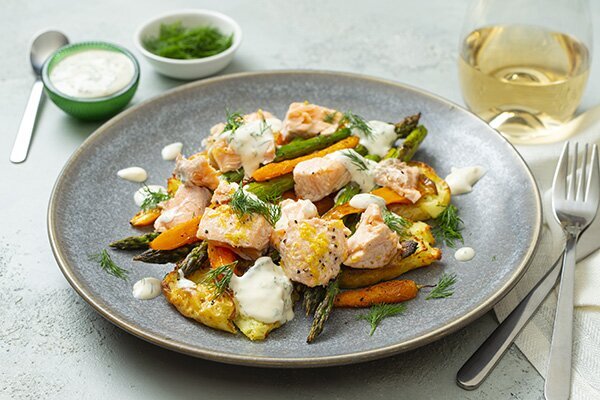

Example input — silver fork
[545,142,599,400]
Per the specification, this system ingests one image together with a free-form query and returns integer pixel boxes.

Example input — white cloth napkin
[492,106,600,399]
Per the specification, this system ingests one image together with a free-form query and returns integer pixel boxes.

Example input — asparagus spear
[222,168,244,183]
[302,286,326,316]
[307,280,339,343]
[396,125,428,162]
[179,241,208,276]
[274,128,351,162]
[133,243,199,264]
[364,154,381,162]
[394,113,421,138]
[244,174,295,201]
[354,144,369,156]
[335,182,361,206]
[109,232,160,250]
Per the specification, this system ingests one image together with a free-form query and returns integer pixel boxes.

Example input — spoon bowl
[30,30,69,75]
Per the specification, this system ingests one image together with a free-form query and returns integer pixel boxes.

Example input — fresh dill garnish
[88,250,128,280]
[356,303,407,335]
[491,255,497,262]
[139,185,171,210]
[381,208,411,238]
[433,204,464,248]
[230,186,281,226]
[426,273,457,300]
[143,21,233,60]
[342,111,372,138]
[342,150,370,171]
[323,110,339,124]
[223,109,244,133]
[202,262,236,296]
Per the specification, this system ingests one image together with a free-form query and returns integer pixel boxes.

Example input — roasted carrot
[251,136,359,182]
[370,187,412,205]
[322,203,361,220]
[323,187,412,220]
[130,208,161,227]
[149,215,202,250]
[207,242,237,269]
[167,176,181,196]
[333,280,418,308]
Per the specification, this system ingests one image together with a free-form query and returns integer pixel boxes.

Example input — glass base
[485,109,573,145]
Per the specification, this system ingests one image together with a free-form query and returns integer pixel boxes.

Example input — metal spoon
[10,30,69,164]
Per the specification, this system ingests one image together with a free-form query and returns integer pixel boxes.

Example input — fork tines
[553,141,599,202]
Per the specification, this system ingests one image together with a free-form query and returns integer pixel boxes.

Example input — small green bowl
[42,42,140,121]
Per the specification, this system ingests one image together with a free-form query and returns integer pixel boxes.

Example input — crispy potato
[389,161,451,221]
[162,268,237,333]
[234,314,281,341]
[167,176,181,196]
[339,222,441,288]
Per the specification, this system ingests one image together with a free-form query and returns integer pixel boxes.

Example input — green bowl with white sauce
[42,41,140,121]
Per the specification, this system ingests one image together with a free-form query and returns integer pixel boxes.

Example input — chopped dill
[230,186,281,226]
[323,110,339,124]
[433,204,464,248]
[335,182,361,206]
[426,273,457,300]
[139,185,171,210]
[342,150,370,171]
[491,255,497,262]
[342,111,372,138]
[381,208,411,238]
[223,109,244,133]
[202,262,236,296]
[356,303,407,335]
[88,250,128,280]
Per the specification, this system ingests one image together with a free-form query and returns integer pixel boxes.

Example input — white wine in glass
[458,1,592,143]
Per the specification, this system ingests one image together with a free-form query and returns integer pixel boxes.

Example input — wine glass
[458,0,592,144]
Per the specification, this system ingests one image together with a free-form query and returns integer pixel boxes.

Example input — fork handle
[545,234,578,400]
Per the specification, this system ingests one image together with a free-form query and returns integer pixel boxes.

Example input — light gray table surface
[2,1,599,399]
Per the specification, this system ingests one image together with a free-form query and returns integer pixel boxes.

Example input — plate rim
[47,69,542,367]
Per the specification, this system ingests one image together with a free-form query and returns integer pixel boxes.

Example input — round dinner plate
[48,71,541,367]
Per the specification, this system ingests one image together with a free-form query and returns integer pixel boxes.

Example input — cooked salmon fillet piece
[154,184,211,232]
[374,159,422,203]
[211,181,238,205]
[197,204,273,255]
[281,102,341,141]
[174,154,220,190]
[344,204,400,269]
[279,217,350,287]
[271,198,318,247]
[293,157,351,202]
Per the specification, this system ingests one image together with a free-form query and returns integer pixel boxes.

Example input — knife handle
[456,254,563,390]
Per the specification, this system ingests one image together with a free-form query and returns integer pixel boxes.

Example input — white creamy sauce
[176,269,197,289]
[352,120,397,158]
[226,120,276,177]
[349,193,386,210]
[133,185,167,207]
[117,167,147,182]
[229,257,294,324]
[161,142,183,160]
[327,149,377,192]
[445,166,486,195]
[454,247,475,261]
[49,49,135,98]
[132,277,162,300]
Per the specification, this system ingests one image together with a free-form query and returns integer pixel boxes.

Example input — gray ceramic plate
[48,71,541,367]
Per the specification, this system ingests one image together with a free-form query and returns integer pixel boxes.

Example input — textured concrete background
[2,0,599,398]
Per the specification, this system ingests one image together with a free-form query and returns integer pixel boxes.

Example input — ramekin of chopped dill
[143,21,233,60]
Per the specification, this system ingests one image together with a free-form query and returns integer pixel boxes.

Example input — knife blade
[456,217,599,390]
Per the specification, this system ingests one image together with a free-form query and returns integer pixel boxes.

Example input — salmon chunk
[293,157,351,202]
[374,159,422,203]
[279,218,350,287]
[154,184,211,232]
[344,204,399,269]
[271,198,318,247]
[209,139,242,172]
[281,102,342,141]
[211,181,239,205]
[197,204,273,257]
[174,154,220,190]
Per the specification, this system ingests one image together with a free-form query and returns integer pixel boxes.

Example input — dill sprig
[342,111,372,138]
[426,273,457,300]
[323,110,339,124]
[223,109,244,133]
[342,149,370,171]
[433,204,464,248]
[88,250,128,280]
[356,303,407,335]
[202,262,236,296]
[381,208,411,238]
[139,185,171,210]
[230,186,281,226]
